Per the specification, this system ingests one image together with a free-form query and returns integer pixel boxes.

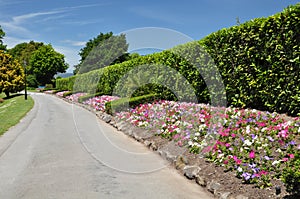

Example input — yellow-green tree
[0,50,25,97]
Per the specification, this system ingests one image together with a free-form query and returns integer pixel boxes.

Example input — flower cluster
[44,90,55,94]
[65,92,87,102]
[117,100,300,187]
[83,95,120,111]
[55,91,69,97]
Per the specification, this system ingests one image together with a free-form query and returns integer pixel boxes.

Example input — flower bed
[55,91,69,97]
[83,95,120,112]
[117,100,300,191]
[65,92,87,102]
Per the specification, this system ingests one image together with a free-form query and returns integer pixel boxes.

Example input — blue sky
[0,0,298,73]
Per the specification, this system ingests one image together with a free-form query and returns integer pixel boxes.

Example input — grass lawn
[0,93,34,135]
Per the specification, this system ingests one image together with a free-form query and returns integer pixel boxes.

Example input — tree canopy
[8,41,44,67]
[0,50,24,97]
[29,44,68,85]
[0,26,7,51]
[75,32,130,74]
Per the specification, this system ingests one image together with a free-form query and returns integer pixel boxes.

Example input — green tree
[0,50,24,97]
[0,26,7,51]
[8,41,44,67]
[8,41,44,87]
[29,44,68,85]
[75,32,129,74]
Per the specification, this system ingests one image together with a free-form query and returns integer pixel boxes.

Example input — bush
[45,84,53,89]
[105,93,159,115]
[26,74,38,88]
[282,153,300,196]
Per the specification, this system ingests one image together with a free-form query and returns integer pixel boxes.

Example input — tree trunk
[5,91,9,98]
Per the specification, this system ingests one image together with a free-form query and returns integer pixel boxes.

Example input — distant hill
[55,73,73,78]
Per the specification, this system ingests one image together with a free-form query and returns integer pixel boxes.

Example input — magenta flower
[288,154,295,159]
[249,151,255,159]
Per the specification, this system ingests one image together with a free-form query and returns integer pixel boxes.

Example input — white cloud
[3,36,30,48]
[53,45,80,72]
[12,10,64,24]
[61,40,86,47]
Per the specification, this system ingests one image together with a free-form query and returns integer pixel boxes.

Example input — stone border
[57,95,249,199]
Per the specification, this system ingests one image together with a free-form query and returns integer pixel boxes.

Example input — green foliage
[26,74,38,88]
[105,93,159,115]
[0,51,25,97]
[8,41,44,67]
[57,3,300,116]
[200,3,300,115]
[282,153,300,195]
[30,44,68,85]
[75,32,129,74]
[0,26,6,51]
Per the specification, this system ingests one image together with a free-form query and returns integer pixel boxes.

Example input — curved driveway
[0,93,212,199]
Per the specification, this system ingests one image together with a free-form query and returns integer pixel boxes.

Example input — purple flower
[251,134,257,140]
[264,156,273,161]
[242,172,251,181]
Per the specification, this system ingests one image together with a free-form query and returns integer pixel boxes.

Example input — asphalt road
[0,93,212,199]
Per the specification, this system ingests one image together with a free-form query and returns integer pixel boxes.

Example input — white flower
[195,132,200,137]
[218,153,224,158]
[272,160,280,166]
[276,148,282,153]
[246,125,251,134]
[188,141,193,146]
[237,167,243,172]
[262,143,268,148]
[243,139,252,146]
[174,128,181,133]
[261,127,267,132]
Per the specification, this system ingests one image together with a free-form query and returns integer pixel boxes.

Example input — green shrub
[282,153,300,196]
[26,74,38,88]
[105,93,159,115]
[45,84,53,89]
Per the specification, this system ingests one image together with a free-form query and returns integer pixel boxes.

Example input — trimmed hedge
[200,3,300,115]
[57,3,300,116]
[105,93,159,115]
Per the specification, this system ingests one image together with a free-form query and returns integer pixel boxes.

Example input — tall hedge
[200,3,300,115]
[57,3,300,115]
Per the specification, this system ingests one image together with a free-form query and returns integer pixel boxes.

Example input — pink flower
[236,159,242,165]
[225,143,231,148]
[231,133,236,138]
[288,154,295,159]
[278,130,288,138]
[249,151,255,159]
[282,157,289,162]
